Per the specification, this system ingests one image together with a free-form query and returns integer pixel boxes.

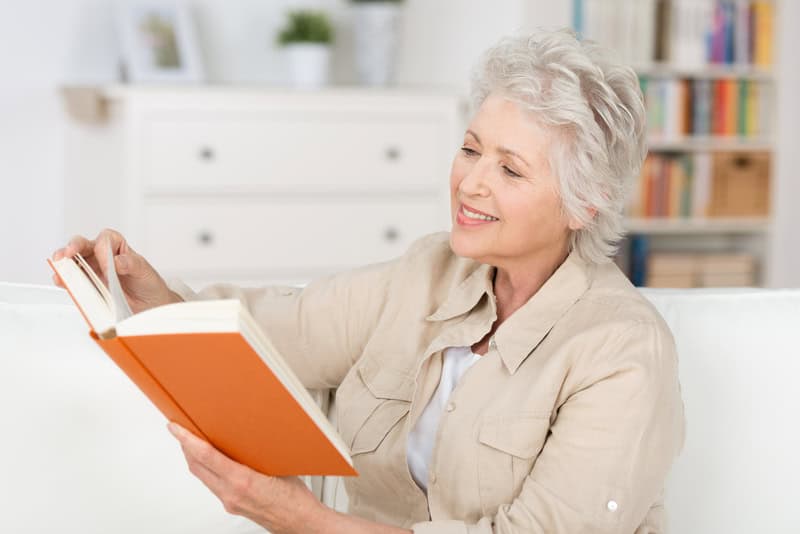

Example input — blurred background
[1,0,797,290]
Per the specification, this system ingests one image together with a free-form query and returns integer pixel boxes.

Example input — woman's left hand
[167,422,325,534]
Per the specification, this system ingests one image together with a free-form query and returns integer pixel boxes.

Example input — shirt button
[489,337,497,350]
[607,500,618,512]
[429,474,437,485]
[445,402,455,412]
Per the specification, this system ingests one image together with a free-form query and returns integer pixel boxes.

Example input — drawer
[142,112,449,193]
[139,198,448,279]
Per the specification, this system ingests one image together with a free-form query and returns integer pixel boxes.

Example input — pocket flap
[351,400,410,455]
[358,358,414,402]
[478,414,551,459]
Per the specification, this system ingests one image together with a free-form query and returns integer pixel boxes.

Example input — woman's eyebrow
[465,129,530,169]
[497,146,530,169]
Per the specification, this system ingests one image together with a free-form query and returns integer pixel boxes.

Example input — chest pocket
[477,413,551,516]
[336,358,414,456]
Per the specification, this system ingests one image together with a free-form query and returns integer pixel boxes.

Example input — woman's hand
[168,422,413,534]
[50,228,183,313]
[167,422,326,534]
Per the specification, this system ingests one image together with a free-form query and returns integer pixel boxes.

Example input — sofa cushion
[641,288,800,534]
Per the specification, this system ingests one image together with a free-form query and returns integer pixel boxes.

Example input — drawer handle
[198,146,215,162]
[197,231,214,246]
[385,146,401,162]
[383,226,400,243]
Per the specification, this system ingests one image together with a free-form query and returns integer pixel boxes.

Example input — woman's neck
[492,248,569,322]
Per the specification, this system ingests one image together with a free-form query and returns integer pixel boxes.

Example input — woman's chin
[449,230,488,261]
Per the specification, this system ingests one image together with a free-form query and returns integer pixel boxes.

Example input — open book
[47,247,356,477]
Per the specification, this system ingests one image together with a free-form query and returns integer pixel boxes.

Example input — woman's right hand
[51,228,184,314]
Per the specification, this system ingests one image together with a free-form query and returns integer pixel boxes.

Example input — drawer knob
[385,146,401,162]
[198,146,215,161]
[197,231,214,246]
[383,226,400,242]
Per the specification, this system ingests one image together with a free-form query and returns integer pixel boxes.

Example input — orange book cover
[47,254,357,477]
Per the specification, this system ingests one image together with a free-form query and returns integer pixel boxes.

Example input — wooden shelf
[624,217,771,235]
[634,64,774,81]
[647,136,774,152]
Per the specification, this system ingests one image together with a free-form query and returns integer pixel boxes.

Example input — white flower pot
[352,3,402,86]
[285,43,331,89]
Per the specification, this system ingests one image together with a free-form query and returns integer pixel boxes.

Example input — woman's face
[449,92,577,269]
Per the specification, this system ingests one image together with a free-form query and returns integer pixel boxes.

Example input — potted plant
[350,0,404,86]
[277,10,334,89]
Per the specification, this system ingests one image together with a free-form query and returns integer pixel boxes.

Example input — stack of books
[645,252,757,287]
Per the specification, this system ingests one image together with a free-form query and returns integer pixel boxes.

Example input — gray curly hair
[470,28,647,265]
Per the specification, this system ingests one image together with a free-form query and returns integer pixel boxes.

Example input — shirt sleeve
[165,258,399,391]
[412,320,685,534]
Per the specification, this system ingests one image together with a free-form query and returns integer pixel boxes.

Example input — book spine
[754,1,774,67]
[726,79,739,136]
[91,333,206,439]
[692,152,713,217]
[681,154,693,217]
[734,0,751,65]
[738,79,748,135]
[630,235,650,287]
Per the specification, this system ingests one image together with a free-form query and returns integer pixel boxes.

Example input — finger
[114,252,142,276]
[93,229,129,279]
[64,235,94,259]
[183,444,225,490]
[51,273,65,288]
[51,247,67,261]
[168,423,243,478]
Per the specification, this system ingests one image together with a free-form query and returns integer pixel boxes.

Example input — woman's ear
[567,207,598,231]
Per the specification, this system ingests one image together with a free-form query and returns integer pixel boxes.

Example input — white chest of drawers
[63,87,466,288]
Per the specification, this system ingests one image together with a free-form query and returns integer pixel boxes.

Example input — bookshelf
[573,0,777,287]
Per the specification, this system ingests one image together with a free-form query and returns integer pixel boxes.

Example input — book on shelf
[572,0,774,69]
[621,239,757,287]
[642,77,768,140]
[627,150,769,219]
[47,247,356,477]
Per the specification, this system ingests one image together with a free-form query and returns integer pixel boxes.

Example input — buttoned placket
[416,322,497,517]
[402,293,497,515]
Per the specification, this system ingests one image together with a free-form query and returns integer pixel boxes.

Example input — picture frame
[116,1,205,83]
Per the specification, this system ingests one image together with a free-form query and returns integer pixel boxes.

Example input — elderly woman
[53,29,684,534]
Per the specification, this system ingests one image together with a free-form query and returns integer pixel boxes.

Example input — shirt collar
[425,249,594,374]
[424,262,495,322]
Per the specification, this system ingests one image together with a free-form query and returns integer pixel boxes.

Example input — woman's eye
[503,166,521,178]
[460,147,478,157]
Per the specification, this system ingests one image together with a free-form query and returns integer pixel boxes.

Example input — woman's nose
[459,162,492,197]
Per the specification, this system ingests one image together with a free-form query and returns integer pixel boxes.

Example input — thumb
[114,253,134,274]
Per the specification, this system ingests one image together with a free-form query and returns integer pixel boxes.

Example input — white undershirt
[406,346,482,492]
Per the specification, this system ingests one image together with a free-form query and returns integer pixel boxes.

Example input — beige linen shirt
[169,232,685,533]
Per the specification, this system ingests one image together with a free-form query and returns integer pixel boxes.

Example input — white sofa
[1,281,798,533]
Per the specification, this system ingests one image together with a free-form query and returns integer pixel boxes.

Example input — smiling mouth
[460,204,499,222]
